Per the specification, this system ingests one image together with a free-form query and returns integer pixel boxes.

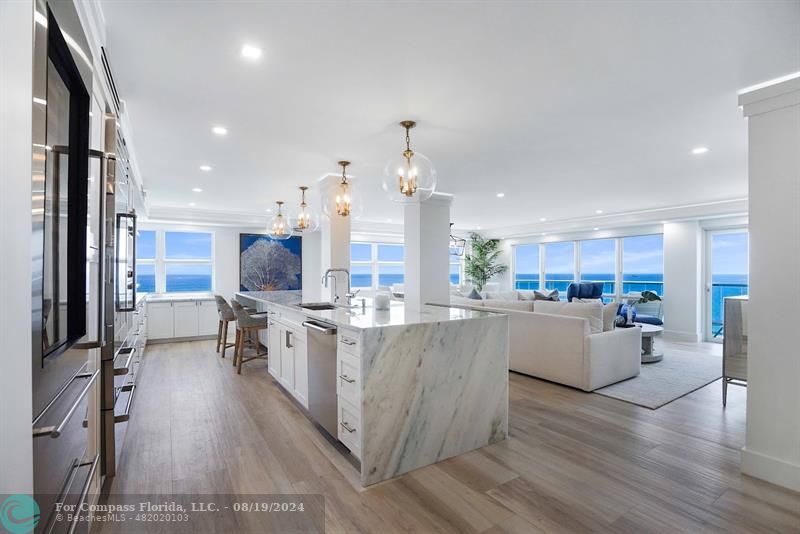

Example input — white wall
[662,221,703,342]
[139,222,320,300]
[740,76,800,492]
[0,0,34,494]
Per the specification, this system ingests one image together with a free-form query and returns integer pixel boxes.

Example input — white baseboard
[741,447,800,492]
[663,329,701,343]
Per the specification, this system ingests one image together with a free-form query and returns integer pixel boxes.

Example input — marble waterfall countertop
[236,290,502,331]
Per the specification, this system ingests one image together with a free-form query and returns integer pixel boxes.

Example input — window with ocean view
[544,242,575,296]
[709,231,749,338]
[135,229,214,293]
[136,230,156,293]
[580,239,615,296]
[350,242,405,289]
[622,234,664,295]
[514,244,540,290]
[512,233,664,301]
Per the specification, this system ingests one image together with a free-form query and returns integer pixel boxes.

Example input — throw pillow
[602,302,617,331]
[533,289,560,301]
[571,297,602,303]
[466,288,483,300]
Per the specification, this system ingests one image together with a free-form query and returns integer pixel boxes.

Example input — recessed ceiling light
[476,226,482,230]
[692,146,709,155]
[241,44,262,60]
[595,209,603,214]
[593,227,600,231]
[661,220,669,224]
[539,217,547,222]
[189,202,196,207]
[192,187,203,193]
[496,192,505,198]
[541,232,548,236]
[265,208,272,213]
[212,126,228,136]
[199,165,212,172]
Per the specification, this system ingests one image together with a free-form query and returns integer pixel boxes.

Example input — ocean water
[136,274,213,293]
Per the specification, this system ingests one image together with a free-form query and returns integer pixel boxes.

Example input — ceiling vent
[100,46,121,113]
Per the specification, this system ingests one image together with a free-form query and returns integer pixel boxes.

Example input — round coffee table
[636,323,664,363]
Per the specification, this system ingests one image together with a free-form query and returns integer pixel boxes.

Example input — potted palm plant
[464,233,508,292]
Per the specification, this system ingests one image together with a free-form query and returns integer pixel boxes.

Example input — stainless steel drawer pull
[33,369,100,439]
[114,384,136,423]
[114,347,137,376]
[340,338,356,346]
[339,374,355,384]
[340,421,356,433]
[303,321,337,334]
[68,454,100,534]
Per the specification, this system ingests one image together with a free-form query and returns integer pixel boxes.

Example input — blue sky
[711,232,749,275]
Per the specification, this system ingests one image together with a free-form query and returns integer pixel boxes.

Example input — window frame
[512,233,664,302]
[136,229,215,294]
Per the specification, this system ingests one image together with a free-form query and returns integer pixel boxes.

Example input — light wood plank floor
[103,339,800,533]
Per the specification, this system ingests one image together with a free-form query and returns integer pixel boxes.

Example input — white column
[404,193,454,310]
[662,221,703,342]
[318,175,351,303]
[739,75,800,492]
[0,0,34,494]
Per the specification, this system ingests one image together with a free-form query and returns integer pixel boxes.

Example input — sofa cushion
[535,300,604,334]
[481,300,534,312]
[517,291,535,300]
[603,302,618,331]
[484,291,521,301]
[635,314,664,326]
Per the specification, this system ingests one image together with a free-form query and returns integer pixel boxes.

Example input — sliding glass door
[705,230,749,342]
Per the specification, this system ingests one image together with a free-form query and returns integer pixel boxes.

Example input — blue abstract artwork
[239,234,302,291]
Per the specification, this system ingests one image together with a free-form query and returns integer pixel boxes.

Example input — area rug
[594,349,722,409]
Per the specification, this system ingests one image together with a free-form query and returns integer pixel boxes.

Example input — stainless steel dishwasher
[303,318,338,439]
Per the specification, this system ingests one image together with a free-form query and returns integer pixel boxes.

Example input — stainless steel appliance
[30,1,99,531]
[303,319,338,438]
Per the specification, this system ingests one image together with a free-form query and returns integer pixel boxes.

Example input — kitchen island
[236,291,509,487]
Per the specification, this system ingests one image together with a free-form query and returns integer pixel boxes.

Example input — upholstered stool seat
[214,295,237,358]
[231,300,268,374]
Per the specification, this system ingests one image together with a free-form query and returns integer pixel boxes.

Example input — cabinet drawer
[338,332,360,356]
[337,398,361,459]
[337,352,360,406]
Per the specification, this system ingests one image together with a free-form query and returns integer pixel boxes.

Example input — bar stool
[231,300,268,374]
[214,295,236,358]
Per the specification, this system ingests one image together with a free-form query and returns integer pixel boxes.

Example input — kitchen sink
[298,302,337,311]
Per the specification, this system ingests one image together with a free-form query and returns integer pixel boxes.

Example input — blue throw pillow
[466,288,483,300]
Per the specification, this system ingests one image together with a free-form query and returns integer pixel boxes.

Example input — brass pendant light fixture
[335,160,351,217]
[290,186,319,232]
[267,201,291,240]
[382,120,437,203]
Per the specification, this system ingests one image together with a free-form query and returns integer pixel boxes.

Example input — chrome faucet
[322,268,359,305]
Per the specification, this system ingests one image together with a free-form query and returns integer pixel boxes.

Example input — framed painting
[239,234,302,291]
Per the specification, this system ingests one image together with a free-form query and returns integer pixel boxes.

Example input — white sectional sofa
[441,295,641,391]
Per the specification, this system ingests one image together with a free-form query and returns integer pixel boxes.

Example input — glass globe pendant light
[382,120,437,202]
[335,160,351,216]
[290,186,319,232]
[267,201,291,240]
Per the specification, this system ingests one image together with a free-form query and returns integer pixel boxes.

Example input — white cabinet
[267,320,281,379]
[279,327,295,391]
[197,300,219,335]
[147,302,174,340]
[292,334,308,408]
[146,298,219,340]
[173,301,199,338]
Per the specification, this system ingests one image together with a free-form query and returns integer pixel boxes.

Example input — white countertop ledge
[236,290,502,331]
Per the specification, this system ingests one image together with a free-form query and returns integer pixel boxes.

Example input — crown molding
[475,198,748,240]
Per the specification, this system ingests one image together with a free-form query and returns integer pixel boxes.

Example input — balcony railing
[712,282,749,336]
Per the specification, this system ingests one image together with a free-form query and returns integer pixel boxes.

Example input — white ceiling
[101,0,799,231]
